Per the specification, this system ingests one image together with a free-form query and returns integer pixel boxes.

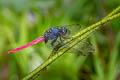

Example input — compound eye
[64,29,70,36]
[62,29,66,35]
[60,27,66,34]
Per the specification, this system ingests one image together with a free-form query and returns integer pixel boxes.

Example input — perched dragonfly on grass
[8,24,94,55]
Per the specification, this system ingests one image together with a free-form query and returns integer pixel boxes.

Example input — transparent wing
[56,24,82,38]
[50,24,94,56]
[69,40,95,56]
[52,39,94,56]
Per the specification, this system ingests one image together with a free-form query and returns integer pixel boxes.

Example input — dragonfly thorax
[44,27,68,45]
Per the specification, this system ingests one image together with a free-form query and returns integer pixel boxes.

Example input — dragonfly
[8,24,94,55]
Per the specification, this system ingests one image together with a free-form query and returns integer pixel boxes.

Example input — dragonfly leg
[59,37,64,43]
[49,38,65,58]
[51,38,57,47]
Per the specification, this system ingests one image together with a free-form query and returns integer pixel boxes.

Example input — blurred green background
[0,0,120,80]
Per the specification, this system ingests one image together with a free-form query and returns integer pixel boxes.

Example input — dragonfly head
[59,27,70,36]
[59,27,67,35]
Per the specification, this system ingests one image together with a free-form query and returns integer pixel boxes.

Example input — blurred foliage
[0,0,120,80]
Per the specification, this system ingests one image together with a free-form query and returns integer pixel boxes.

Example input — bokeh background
[0,0,120,80]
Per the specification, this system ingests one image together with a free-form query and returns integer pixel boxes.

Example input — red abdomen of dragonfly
[8,36,45,54]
